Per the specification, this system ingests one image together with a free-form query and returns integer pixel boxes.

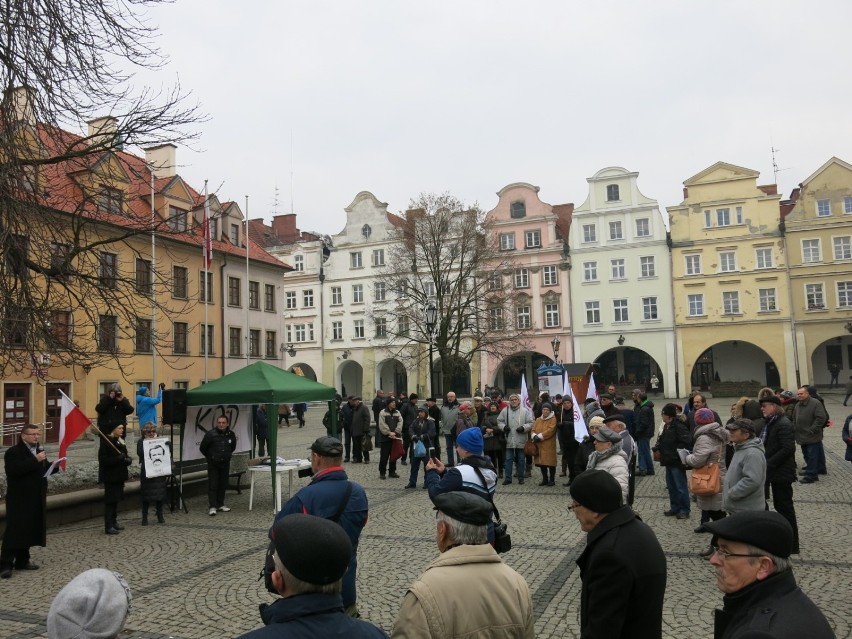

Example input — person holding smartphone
[405,406,436,489]
[95,384,134,435]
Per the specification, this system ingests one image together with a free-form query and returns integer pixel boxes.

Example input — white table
[248,462,312,513]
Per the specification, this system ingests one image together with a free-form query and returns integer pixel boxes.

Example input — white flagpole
[150,165,157,389]
[244,195,250,367]
[586,371,599,401]
[203,180,210,383]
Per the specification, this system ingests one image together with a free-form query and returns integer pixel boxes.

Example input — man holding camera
[272,436,368,618]
[95,384,134,435]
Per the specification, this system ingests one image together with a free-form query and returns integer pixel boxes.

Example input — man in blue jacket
[135,384,164,434]
[239,514,387,638]
[272,436,368,618]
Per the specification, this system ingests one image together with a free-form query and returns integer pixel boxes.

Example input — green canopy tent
[185,361,338,507]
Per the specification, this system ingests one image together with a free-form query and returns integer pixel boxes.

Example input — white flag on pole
[520,374,532,411]
[567,383,587,443]
[586,371,599,402]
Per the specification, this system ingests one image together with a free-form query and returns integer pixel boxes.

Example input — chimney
[272,214,299,242]
[3,86,36,125]
[87,116,121,150]
[683,187,689,199]
[144,143,177,178]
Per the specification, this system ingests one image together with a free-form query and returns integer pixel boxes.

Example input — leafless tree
[373,192,532,395]
[0,0,204,374]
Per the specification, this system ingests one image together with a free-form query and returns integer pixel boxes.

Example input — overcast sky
[138,1,852,233]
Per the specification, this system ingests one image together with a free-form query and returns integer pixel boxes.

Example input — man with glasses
[498,394,533,485]
[568,469,666,639]
[1,425,57,578]
[702,510,833,638]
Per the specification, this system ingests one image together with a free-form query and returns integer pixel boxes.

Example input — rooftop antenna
[771,142,791,185]
[271,184,281,216]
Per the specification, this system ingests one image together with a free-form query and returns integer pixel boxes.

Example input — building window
[98,186,123,214]
[352,284,363,303]
[687,294,704,317]
[488,273,502,291]
[423,281,436,298]
[640,256,656,278]
[613,298,629,322]
[585,301,600,324]
[172,266,188,299]
[759,288,776,312]
[685,254,701,275]
[723,291,740,314]
[249,329,261,357]
[200,271,213,303]
[135,317,152,352]
[542,265,558,286]
[264,284,275,311]
[606,184,620,201]
[265,331,276,358]
[514,268,529,288]
[844,197,852,214]
[293,255,304,271]
[544,303,560,328]
[516,305,531,329]
[285,291,297,309]
[583,261,598,282]
[168,206,188,232]
[582,224,597,243]
[805,283,824,309]
[716,208,731,226]
[173,322,188,354]
[50,310,72,347]
[642,296,658,320]
[100,252,118,289]
[398,316,410,336]
[374,282,386,302]
[704,210,712,228]
[833,236,851,260]
[802,239,821,263]
[200,325,213,355]
[816,199,831,217]
[303,289,314,308]
[350,252,363,268]
[229,327,241,356]
[719,251,737,272]
[488,308,504,331]
[499,233,515,251]
[610,258,625,280]
[525,230,542,248]
[635,218,650,237]
[331,286,342,305]
[135,258,153,295]
[838,282,852,308]
[755,248,773,269]
[228,276,241,306]
[510,201,526,218]
[230,224,239,245]
[249,281,260,309]
[98,315,117,350]
[353,319,364,338]
[49,242,71,282]
[210,218,218,242]
[609,221,623,240]
[735,206,743,224]
[332,321,343,340]
[371,249,385,266]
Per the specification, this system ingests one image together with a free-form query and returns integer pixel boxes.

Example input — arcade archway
[288,362,317,381]
[595,347,664,392]
[376,358,408,395]
[338,360,363,397]
[493,351,551,396]
[690,341,780,391]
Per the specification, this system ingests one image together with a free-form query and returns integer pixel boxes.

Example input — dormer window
[98,186,123,214]
[230,223,239,245]
[606,184,620,201]
[510,201,526,219]
[168,206,188,232]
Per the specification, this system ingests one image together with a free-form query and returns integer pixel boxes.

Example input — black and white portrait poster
[143,437,172,478]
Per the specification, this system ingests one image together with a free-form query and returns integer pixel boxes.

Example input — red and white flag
[58,390,91,470]
[202,196,213,269]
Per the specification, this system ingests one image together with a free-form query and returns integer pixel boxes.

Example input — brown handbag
[523,439,538,457]
[689,440,724,496]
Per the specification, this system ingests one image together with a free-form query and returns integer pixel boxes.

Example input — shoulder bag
[472,466,512,554]
[689,439,724,496]
[523,438,539,457]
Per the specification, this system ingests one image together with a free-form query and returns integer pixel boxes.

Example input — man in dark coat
[399,393,419,467]
[95,384,134,434]
[704,511,834,639]
[1,425,57,578]
[199,414,237,516]
[634,393,656,476]
[569,469,666,639]
[340,396,355,462]
[349,397,372,464]
[758,396,799,554]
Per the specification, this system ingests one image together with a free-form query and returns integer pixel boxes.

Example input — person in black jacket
[654,403,692,519]
[634,393,656,476]
[398,393,419,467]
[406,406,437,489]
[569,470,667,639]
[199,415,237,516]
[758,396,799,554]
[0,425,57,578]
[555,394,579,484]
[99,424,132,534]
[95,384,134,434]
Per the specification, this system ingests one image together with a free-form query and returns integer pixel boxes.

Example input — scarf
[587,440,623,470]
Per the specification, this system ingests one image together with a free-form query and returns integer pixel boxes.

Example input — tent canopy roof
[186,361,337,406]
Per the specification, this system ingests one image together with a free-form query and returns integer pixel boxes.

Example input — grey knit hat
[47,569,132,639]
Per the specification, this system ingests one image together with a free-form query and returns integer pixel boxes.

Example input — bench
[228,470,246,494]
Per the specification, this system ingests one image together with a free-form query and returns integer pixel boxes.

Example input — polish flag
[58,390,91,470]
[202,197,213,269]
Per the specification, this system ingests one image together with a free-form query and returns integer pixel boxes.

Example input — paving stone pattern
[1,397,850,638]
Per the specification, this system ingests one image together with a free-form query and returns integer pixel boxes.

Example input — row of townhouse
[256,160,852,401]
[1,96,291,442]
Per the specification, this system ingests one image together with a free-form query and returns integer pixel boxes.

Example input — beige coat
[392,544,534,639]
[685,422,728,512]
[531,414,558,467]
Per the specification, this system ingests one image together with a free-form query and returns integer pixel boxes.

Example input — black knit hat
[271,514,352,585]
[701,511,794,558]
[569,469,623,513]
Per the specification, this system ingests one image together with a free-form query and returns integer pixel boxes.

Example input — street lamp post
[551,335,561,364]
[425,302,437,398]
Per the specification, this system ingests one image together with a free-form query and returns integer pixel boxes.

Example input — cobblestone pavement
[1,396,850,638]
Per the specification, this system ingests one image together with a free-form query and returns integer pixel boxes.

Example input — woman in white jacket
[585,426,629,504]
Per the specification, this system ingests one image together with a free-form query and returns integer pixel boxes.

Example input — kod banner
[181,404,252,462]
